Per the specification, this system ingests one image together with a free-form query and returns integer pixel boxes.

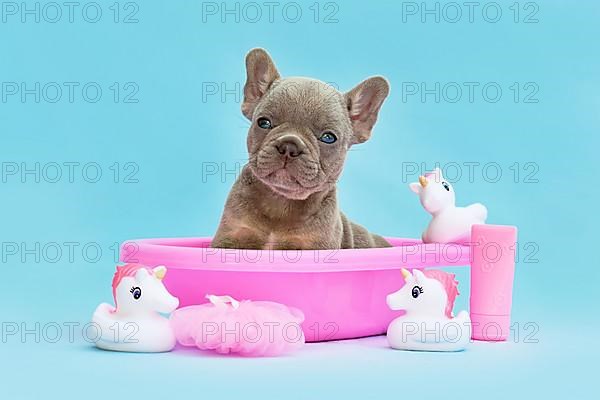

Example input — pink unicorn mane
[111,264,150,308]
[422,270,459,318]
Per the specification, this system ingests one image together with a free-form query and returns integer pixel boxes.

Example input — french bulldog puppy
[212,48,391,250]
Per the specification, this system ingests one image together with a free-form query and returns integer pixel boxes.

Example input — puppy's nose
[275,137,304,158]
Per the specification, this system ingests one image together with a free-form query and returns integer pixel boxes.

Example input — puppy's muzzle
[274,135,306,158]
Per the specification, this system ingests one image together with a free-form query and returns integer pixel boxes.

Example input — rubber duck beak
[419,176,428,188]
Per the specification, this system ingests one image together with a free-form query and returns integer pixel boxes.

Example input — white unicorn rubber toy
[410,167,487,243]
[386,268,471,352]
[92,264,179,352]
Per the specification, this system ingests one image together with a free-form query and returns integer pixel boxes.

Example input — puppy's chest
[263,232,278,250]
[262,231,314,250]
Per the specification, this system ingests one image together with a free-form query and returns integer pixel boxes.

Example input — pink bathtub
[120,225,517,342]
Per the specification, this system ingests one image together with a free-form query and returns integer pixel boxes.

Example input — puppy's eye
[319,131,337,144]
[257,117,272,129]
[442,182,450,191]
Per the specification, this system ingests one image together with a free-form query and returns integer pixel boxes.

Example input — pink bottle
[470,224,518,341]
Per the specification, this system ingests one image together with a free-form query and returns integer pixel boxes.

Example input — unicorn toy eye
[412,286,423,298]
[130,286,142,300]
[442,181,450,191]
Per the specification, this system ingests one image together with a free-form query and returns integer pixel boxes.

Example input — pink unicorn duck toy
[410,167,487,243]
[386,268,471,352]
[92,264,179,352]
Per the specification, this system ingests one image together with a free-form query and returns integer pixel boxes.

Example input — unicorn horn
[418,176,428,188]
[153,266,167,280]
[401,268,411,280]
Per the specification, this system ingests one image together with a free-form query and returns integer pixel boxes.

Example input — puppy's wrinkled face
[242,49,390,200]
[248,78,351,199]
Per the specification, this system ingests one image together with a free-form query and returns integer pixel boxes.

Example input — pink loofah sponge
[170,295,305,356]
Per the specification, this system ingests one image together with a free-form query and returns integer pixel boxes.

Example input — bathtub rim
[120,237,472,273]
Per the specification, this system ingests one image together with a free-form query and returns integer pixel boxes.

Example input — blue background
[1,0,597,398]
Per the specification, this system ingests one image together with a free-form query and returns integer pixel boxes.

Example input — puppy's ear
[242,48,280,120]
[345,76,390,144]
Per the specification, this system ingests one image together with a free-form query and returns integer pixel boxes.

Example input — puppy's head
[242,48,389,200]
